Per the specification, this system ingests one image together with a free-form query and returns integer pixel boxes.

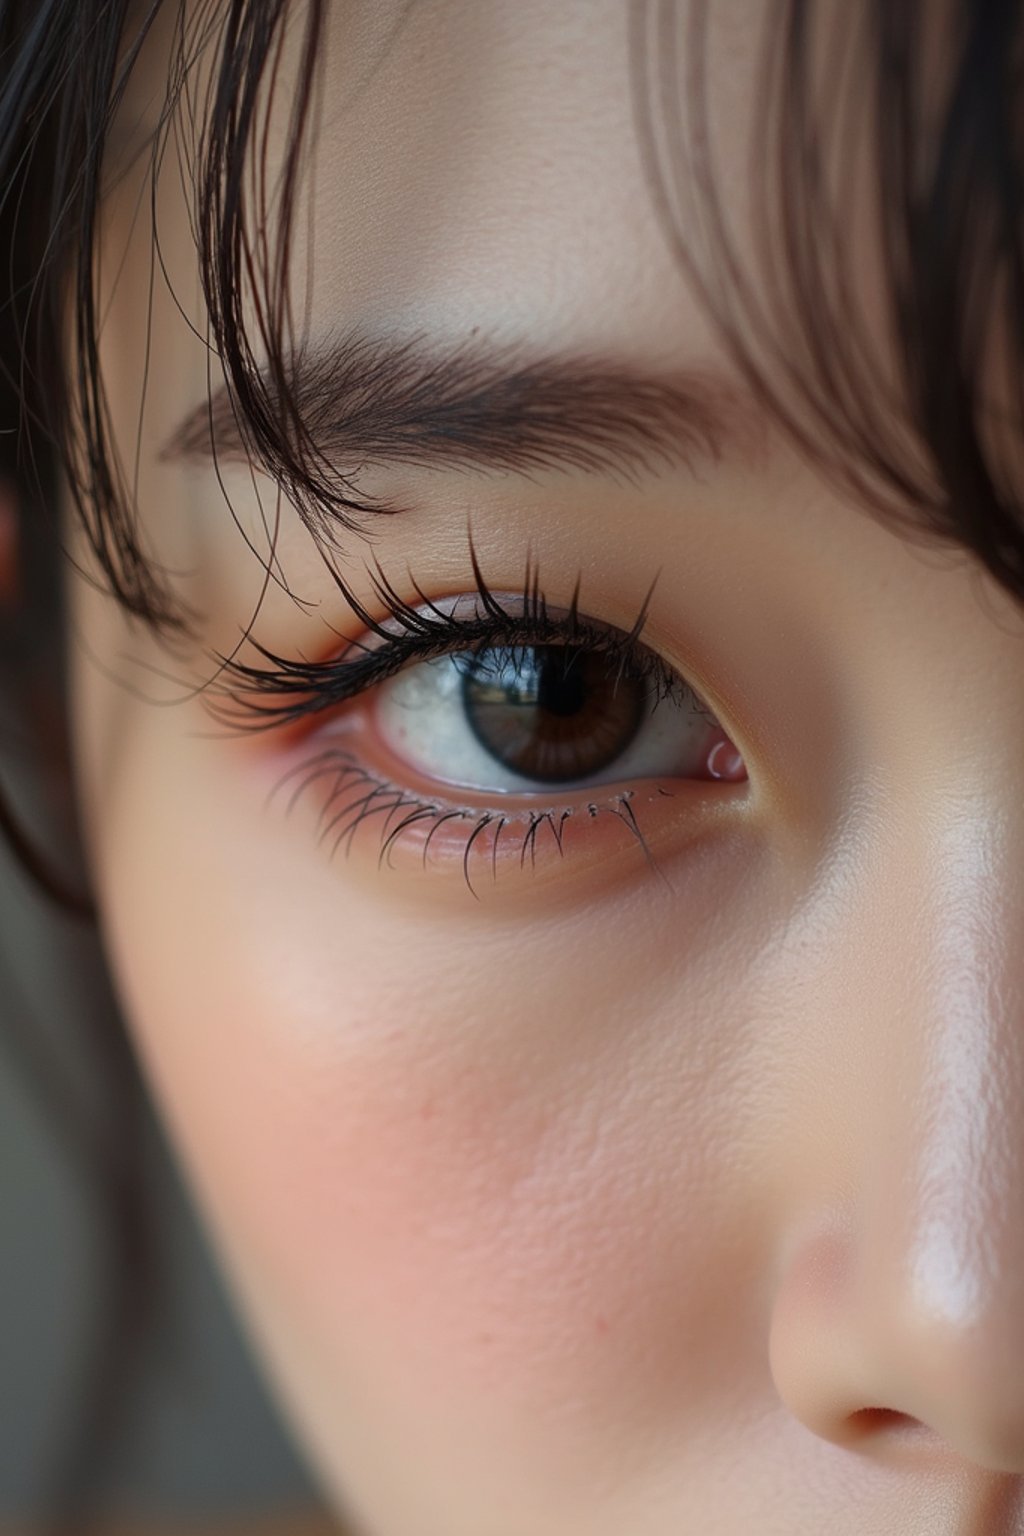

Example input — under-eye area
[269,744,686,895]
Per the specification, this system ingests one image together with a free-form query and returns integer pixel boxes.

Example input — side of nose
[768,796,1024,1474]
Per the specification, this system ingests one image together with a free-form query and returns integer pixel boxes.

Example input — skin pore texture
[66,2,1024,1533]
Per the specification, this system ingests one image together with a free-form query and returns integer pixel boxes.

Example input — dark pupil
[460,645,645,783]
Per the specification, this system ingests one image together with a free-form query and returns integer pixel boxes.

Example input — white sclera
[372,651,721,794]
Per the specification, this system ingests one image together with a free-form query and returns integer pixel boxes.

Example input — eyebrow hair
[160,330,770,490]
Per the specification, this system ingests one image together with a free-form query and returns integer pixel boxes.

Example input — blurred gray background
[0,763,330,1528]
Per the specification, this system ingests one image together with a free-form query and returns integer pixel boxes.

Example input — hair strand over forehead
[631,0,1024,601]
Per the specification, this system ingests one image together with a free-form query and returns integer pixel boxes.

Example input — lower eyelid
[268,733,747,902]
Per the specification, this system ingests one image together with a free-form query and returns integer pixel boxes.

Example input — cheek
[94,715,773,1502]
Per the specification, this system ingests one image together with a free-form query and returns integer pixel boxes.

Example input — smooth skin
[67,2,1024,1532]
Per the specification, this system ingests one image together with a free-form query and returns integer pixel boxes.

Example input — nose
[768,794,1024,1475]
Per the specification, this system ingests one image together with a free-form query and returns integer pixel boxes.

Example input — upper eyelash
[211,545,696,733]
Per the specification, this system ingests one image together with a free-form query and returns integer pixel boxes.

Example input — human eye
[373,632,738,794]
[218,553,748,893]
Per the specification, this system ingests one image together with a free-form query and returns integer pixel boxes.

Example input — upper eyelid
[215,595,689,733]
[334,597,687,696]
[346,596,643,660]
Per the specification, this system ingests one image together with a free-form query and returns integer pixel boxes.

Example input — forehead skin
[70,3,1024,1534]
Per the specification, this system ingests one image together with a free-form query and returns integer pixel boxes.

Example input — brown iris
[460,645,646,783]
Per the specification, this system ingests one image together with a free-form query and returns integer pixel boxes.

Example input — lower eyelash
[269,746,674,897]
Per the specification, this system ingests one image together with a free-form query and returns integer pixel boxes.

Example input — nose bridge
[769,765,1024,1473]
[876,793,1024,1350]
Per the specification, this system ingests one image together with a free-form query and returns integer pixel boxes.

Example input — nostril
[847,1408,929,1442]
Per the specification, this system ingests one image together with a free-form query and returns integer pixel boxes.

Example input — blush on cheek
[108,875,726,1472]
[141,933,638,1407]
[97,724,760,1512]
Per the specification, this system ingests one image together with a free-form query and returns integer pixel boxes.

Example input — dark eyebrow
[160,330,770,487]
